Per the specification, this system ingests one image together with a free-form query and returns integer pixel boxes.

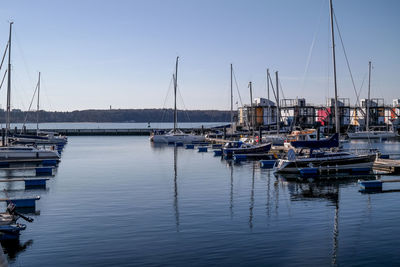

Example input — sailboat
[9,72,68,146]
[150,57,205,144]
[348,62,398,140]
[274,0,376,174]
[0,22,60,161]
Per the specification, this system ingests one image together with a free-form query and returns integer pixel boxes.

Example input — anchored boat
[150,57,205,144]
[222,141,272,158]
[274,134,376,174]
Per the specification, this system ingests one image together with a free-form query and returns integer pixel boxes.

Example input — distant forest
[0,109,231,123]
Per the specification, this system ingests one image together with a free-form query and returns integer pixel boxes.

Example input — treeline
[0,109,231,123]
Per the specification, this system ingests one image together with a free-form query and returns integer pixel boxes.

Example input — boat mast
[366,61,371,132]
[275,71,280,134]
[267,69,270,126]
[230,64,233,128]
[173,56,179,133]
[329,0,340,134]
[36,72,41,133]
[248,81,253,135]
[6,22,13,145]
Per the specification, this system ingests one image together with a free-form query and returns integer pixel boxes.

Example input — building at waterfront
[237,97,400,133]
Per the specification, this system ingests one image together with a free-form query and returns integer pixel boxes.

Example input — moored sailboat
[150,57,205,144]
[9,72,68,146]
[274,0,377,174]
[0,22,60,161]
[348,62,399,140]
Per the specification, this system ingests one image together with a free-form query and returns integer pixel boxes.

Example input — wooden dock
[373,159,400,174]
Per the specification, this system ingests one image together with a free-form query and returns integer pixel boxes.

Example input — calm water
[3,136,400,266]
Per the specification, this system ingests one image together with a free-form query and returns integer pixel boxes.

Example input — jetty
[373,159,400,174]
[8,127,219,136]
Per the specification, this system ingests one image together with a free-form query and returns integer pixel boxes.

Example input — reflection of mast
[249,163,255,229]
[332,199,339,266]
[331,185,339,266]
[230,162,233,218]
[274,177,279,216]
[173,146,179,232]
[266,169,271,217]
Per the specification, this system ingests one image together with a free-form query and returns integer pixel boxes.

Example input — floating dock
[373,159,400,174]
[359,179,400,193]
[0,195,40,208]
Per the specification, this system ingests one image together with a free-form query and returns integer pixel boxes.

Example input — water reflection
[1,239,33,261]
[286,178,340,265]
[273,175,383,266]
[229,161,233,219]
[173,147,179,232]
[249,163,255,229]
[265,170,271,218]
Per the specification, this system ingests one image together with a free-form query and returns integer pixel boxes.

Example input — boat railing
[341,148,379,155]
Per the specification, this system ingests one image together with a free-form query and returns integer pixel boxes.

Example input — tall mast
[36,72,41,133]
[329,0,340,134]
[275,71,280,134]
[267,68,270,126]
[6,22,13,144]
[248,81,253,134]
[230,64,233,128]
[366,61,371,132]
[173,56,179,133]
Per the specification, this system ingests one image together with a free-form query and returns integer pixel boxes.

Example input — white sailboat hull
[151,133,205,144]
[0,147,60,160]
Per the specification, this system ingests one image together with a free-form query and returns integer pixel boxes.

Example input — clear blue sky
[0,0,399,111]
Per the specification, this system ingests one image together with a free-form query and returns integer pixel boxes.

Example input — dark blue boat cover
[290,133,339,149]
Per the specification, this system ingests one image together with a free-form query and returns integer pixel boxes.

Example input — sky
[0,0,399,111]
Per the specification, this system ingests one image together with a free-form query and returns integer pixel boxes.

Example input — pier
[373,159,400,174]
[9,127,216,136]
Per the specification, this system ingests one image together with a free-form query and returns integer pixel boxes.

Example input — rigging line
[160,74,175,123]
[301,0,326,92]
[232,68,244,107]
[232,68,250,130]
[11,70,26,110]
[40,75,54,111]
[176,84,192,125]
[355,72,368,107]
[14,30,34,85]
[333,10,360,107]
[267,72,277,103]
[0,70,7,90]
[0,42,8,71]
[21,81,39,130]
[278,79,286,100]
[346,72,367,132]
